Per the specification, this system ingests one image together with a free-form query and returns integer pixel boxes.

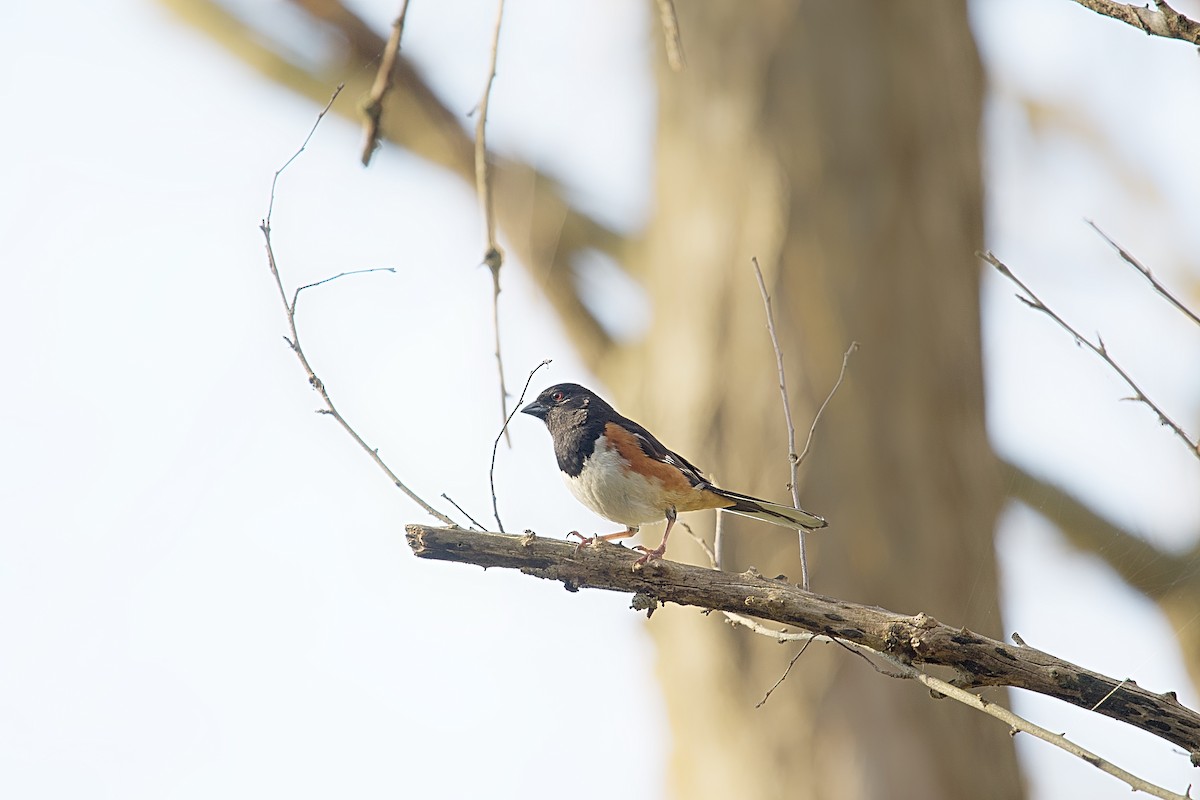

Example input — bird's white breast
[563,435,666,528]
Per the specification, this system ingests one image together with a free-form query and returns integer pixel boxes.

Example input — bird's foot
[567,529,636,555]
[567,530,595,555]
[632,543,667,569]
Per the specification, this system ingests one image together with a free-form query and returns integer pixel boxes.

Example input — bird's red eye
[552,391,565,402]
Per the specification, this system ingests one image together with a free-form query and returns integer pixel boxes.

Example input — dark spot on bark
[993,647,1017,661]
[958,659,1002,678]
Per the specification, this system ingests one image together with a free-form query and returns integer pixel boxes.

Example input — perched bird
[521,383,827,565]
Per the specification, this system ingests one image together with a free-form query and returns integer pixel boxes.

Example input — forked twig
[490,359,552,532]
[260,84,455,527]
[1086,220,1200,328]
[474,0,511,445]
[360,0,412,166]
[751,257,809,587]
[751,258,855,589]
[981,250,1199,460]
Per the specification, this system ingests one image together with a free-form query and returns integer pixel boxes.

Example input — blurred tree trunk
[598,2,1024,798]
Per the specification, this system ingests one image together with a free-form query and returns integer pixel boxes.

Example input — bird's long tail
[707,486,828,530]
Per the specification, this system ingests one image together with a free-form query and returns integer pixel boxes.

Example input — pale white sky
[1,1,1198,798]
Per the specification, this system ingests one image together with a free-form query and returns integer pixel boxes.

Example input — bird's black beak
[521,400,549,420]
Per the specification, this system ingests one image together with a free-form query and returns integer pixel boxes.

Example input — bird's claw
[567,530,599,555]
[632,544,666,570]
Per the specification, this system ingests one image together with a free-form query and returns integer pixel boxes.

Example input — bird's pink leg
[633,507,677,566]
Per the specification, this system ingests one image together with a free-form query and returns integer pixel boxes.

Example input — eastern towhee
[521,383,827,565]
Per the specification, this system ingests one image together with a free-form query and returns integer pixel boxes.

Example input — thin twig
[291,267,396,314]
[260,84,456,527]
[756,637,814,708]
[981,251,1200,460]
[1086,220,1200,328]
[441,493,485,531]
[830,636,909,678]
[678,521,716,566]
[751,257,808,589]
[797,341,858,465]
[713,509,726,571]
[1067,0,1200,45]
[475,0,511,445]
[359,0,411,166]
[654,0,685,71]
[266,85,343,226]
[490,359,552,532]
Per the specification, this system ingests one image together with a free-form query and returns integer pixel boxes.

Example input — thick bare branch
[406,524,1200,762]
[1069,0,1200,44]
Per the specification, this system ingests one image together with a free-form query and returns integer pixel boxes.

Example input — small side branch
[406,524,1200,764]
[798,340,857,465]
[475,0,511,444]
[755,637,813,709]
[1068,0,1200,45]
[1086,220,1200,328]
[981,250,1200,460]
[291,267,396,314]
[359,0,411,166]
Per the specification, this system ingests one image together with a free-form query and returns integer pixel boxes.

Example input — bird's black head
[520,383,607,425]
[521,384,619,477]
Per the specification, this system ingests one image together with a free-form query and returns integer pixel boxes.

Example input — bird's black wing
[614,413,708,488]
